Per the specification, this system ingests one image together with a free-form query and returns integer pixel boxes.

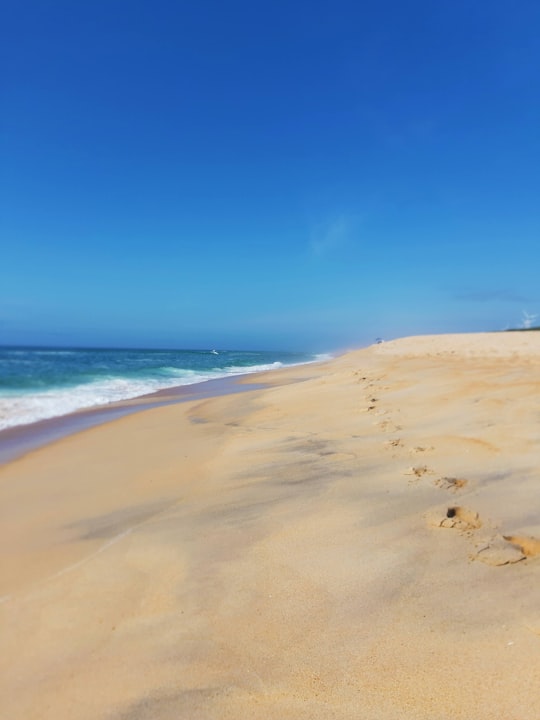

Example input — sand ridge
[1,332,540,718]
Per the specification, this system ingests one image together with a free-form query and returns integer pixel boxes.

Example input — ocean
[0,346,326,432]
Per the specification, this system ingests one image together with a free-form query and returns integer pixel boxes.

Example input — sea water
[0,346,326,431]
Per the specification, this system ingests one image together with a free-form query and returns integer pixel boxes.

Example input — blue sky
[2,0,540,351]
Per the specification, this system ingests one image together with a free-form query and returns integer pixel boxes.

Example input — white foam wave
[222,361,284,375]
[0,373,212,431]
[0,357,322,431]
[313,352,333,362]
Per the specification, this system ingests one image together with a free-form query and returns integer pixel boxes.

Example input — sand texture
[2,332,540,719]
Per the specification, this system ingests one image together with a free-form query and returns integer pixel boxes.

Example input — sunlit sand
[2,332,540,719]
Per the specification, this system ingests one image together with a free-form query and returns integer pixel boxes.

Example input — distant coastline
[505,326,540,332]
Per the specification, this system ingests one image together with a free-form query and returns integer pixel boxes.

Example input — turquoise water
[0,346,326,430]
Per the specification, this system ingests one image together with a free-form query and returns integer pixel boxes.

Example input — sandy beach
[1,332,540,719]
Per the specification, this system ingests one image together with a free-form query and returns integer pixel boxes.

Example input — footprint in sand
[404,465,433,479]
[471,533,540,566]
[384,438,404,449]
[427,505,482,531]
[363,397,379,412]
[376,420,402,433]
[502,534,540,557]
[409,445,434,455]
[472,537,526,566]
[435,476,468,492]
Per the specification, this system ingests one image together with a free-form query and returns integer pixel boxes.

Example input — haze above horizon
[2,1,540,352]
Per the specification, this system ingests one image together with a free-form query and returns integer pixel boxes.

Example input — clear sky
[2,0,540,351]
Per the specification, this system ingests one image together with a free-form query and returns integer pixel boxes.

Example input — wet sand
[2,332,540,719]
[0,374,270,465]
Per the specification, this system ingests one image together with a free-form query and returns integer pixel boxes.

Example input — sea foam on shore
[0,346,327,430]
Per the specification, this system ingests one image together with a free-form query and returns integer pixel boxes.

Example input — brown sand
[1,332,540,719]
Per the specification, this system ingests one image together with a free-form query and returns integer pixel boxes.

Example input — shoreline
[0,375,269,466]
[2,332,540,719]
[0,357,325,466]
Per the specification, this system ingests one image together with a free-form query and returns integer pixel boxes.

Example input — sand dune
[1,332,540,719]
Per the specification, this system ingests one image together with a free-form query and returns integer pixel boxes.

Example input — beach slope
[2,332,540,719]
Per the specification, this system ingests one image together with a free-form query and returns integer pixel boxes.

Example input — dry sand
[1,332,540,719]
